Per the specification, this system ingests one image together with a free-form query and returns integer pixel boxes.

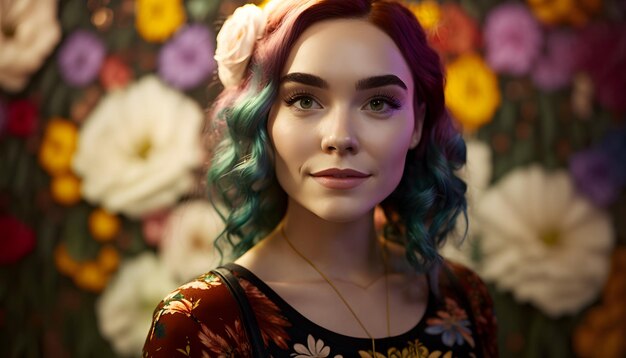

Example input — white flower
[475,165,614,317]
[73,76,203,217]
[441,140,492,268]
[291,334,342,358]
[96,253,177,357]
[159,200,231,283]
[0,0,61,92]
[214,4,266,88]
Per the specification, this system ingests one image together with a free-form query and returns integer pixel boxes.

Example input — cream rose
[475,165,614,317]
[0,0,61,92]
[214,4,266,88]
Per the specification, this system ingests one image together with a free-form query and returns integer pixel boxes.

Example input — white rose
[159,200,233,283]
[214,4,266,88]
[73,76,203,217]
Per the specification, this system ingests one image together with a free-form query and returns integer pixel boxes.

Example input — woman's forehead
[281,19,413,90]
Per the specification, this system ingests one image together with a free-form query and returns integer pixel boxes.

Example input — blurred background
[0,0,625,357]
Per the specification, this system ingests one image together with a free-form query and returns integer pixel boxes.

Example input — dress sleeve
[445,260,499,358]
[142,273,253,358]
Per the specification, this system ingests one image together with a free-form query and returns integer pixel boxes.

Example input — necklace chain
[280,225,390,356]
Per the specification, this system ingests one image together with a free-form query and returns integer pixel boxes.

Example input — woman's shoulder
[438,259,499,357]
[143,271,250,357]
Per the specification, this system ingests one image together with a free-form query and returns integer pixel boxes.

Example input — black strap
[211,264,267,358]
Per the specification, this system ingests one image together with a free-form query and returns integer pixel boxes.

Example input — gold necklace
[280,225,390,356]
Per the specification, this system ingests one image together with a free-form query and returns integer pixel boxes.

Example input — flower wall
[0,0,624,357]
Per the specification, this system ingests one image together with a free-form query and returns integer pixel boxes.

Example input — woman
[143,0,497,357]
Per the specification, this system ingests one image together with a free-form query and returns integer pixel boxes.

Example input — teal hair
[207,79,286,257]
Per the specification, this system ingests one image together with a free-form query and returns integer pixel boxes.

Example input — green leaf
[62,205,99,261]
[187,0,221,21]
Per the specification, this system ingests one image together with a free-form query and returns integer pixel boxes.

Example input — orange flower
[99,55,132,90]
[429,3,481,58]
[89,208,121,242]
[38,118,78,176]
[54,243,81,276]
[97,245,120,273]
[50,172,81,205]
[574,247,626,358]
[527,0,602,26]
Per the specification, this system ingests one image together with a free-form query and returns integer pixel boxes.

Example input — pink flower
[0,215,36,265]
[532,31,577,91]
[484,3,542,76]
[6,99,38,138]
[141,209,171,246]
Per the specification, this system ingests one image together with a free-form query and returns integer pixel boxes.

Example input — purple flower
[484,3,542,76]
[532,31,577,91]
[158,24,216,90]
[569,147,622,207]
[574,23,626,113]
[58,30,106,87]
[599,127,626,184]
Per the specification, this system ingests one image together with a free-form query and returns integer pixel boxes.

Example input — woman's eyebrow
[355,75,407,90]
[279,73,407,91]
[280,73,329,88]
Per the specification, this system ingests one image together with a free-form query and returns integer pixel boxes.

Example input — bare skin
[236,19,428,339]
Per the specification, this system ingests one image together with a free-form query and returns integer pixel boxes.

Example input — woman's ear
[410,103,425,149]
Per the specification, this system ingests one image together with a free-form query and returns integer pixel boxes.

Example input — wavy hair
[207,0,467,272]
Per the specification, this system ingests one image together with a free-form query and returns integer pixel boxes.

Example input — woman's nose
[320,111,359,154]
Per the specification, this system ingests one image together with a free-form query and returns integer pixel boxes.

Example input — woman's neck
[235,199,389,287]
[277,199,386,286]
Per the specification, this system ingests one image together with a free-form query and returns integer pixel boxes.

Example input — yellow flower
[89,208,121,242]
[406,0,441,31]
[74,261,110,293]
[50,172,81,205]
[38,118,78,176]
[445,53,500,130]
[135,0,186,43]
[527,0,602,26]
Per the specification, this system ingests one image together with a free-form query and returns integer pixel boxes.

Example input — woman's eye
[286,95,322,110]
[362,97,401,113]
[368,99,386,112]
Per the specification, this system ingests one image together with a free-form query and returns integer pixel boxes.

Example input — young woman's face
[268,19,422,223]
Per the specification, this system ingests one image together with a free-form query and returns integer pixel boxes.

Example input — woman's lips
[310,168,371,190]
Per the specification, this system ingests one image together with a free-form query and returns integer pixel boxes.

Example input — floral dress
[143,260,497,357]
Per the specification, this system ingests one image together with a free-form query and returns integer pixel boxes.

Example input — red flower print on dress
[240,277,292,350]
[198,320,251,357]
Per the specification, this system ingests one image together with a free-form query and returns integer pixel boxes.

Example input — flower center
[150,4,164,18]
[1,22,16,38]
[465,79,480,98]
[136,139,152,160]
[540,229,561,247]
